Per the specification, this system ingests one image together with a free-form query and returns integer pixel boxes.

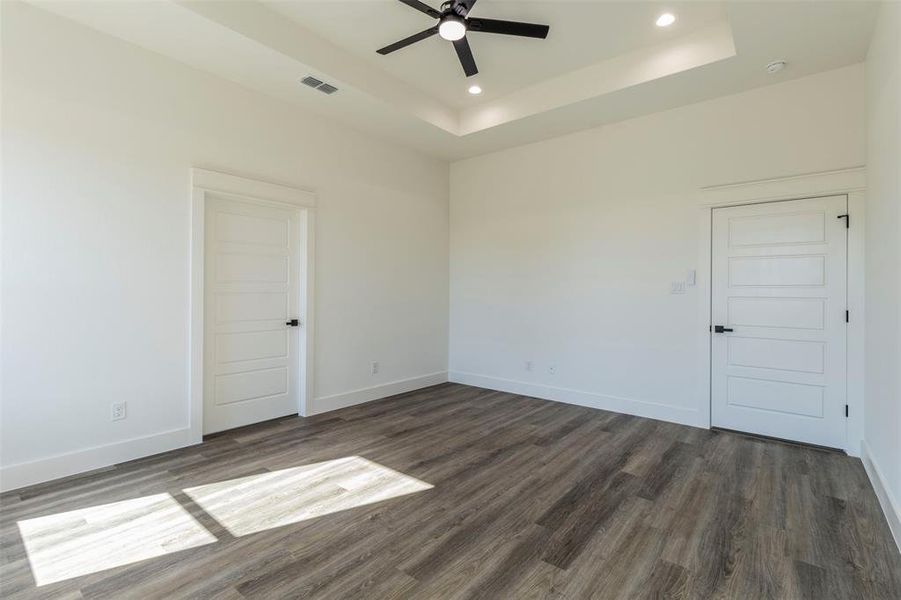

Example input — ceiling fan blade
[377,26,439,55]
[453,36,478,77]
[398,0,441,19]
[467,18,550,39]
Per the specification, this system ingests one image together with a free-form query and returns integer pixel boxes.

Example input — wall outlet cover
[111,402,127,421]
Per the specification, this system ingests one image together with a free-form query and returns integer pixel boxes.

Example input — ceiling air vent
[300,76,338,95]
[301,76,323,89]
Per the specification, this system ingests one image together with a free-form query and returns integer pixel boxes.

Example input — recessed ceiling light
[656,13,676,27]
[438,15,467,41]
[766,60,787,73]
[468,85,482,95]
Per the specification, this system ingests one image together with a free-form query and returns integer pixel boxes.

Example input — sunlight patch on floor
[17,493,217,586]
[183,456,433,536]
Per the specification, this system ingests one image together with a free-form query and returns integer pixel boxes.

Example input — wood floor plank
[1,383,899,599]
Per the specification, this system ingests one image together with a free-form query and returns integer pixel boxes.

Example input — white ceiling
[30,1,879,160]
[264,1,729,108]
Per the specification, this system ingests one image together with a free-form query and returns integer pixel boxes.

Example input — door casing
[697,167,866,456]
[190,168,316,444]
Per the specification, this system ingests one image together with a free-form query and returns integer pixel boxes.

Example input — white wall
[864,0,901,546]
[0,2,449,488]
[450,65,866,427]
[0,1,888,504]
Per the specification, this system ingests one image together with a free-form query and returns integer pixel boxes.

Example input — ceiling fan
[376,0,550,78]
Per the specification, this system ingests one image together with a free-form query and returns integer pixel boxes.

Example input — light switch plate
[671,281,686,294]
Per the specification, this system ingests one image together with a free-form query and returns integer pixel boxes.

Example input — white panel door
[204,196,301,434]
[711,195,847,448]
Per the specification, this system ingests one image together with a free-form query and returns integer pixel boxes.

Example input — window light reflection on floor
[16,457,431,587]
[17,493,217,586]
[183,456,433,536]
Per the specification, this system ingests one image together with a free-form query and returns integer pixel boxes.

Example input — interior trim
[191,168,317,208]
[312,371,449,415]
[699,166,866,207]
[0,427,194,493]
[449,371,704,428]
[190,167,317,442]
[862,441,901,552]
[696,166,866,457]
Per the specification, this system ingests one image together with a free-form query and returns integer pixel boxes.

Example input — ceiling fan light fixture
[438,15,467,41]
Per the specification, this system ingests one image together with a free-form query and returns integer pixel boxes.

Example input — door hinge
[845,404,849,418]
[837,214,849,228]
[846,310,850,323]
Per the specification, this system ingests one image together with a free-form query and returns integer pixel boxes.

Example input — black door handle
[286,319,299,327]
[713,325,733,333]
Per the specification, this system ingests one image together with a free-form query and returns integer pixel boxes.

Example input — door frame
[697,167,866,456]
[189,168,316,443]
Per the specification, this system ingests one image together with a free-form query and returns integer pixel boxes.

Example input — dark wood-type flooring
[2,383,900,599]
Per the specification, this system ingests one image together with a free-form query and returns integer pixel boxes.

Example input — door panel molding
[190,169,316,443]
[697,167,865,456]
[711,195,847,448]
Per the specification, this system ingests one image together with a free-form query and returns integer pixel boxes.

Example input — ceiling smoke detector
[766,60,787,74]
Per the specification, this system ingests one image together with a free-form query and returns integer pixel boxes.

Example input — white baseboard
[448,371,703,428]
[0,427,196,493]
[0,373,447,493]
[312,371,448,415]
[861,441,901,553]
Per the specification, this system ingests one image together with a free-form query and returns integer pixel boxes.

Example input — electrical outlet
[548,366,556,375]
[111,402,127,421]
[525,361,533,372]
[370,361,379,375]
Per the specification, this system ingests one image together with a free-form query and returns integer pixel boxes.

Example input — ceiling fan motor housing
[442,1,467,17]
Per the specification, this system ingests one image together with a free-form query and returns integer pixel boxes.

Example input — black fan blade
[453,36,478,77]
[398,0,441,19]
[467,18,549,39]
[377,26,439,55]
